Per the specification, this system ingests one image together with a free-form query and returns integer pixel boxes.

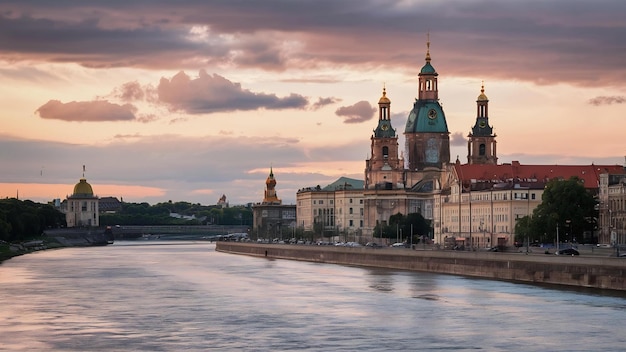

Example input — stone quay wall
[216,242,626,291]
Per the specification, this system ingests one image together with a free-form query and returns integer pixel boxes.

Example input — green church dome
[420,62,436,74]
[405,101,449,133]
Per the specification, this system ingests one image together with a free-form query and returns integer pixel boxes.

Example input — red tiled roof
[454,161,624,189]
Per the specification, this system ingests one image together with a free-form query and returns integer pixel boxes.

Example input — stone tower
[404,37,450,171]
[467,83,497,164]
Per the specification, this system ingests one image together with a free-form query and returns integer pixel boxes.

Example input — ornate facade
[64,174,99,227]
[362,39,449,238]
[252,168,295,240]
[295,35,625,247]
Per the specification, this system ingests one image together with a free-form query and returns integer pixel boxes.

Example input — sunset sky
[1,0,625,206]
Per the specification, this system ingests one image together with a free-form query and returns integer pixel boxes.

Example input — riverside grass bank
[216,242,626,292]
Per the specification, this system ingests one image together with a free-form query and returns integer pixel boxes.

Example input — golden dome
[477,82,489,101]
[73,178,94,196]
[378,87,390,104]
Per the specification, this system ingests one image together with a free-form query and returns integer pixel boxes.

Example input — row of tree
[373,212,433,244]
[0,198,66,242]
[100,201,253,227]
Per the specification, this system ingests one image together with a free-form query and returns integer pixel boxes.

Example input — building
[293,36,624,247]
[599,171,626,246]
[434,161,625,248]
[467,83,497,165]
[217,194,229,208]
[296,177,364,241]
[63,175,99,227]
[99,196,122,213]
[362,38,450,238]
[252,168,296,239]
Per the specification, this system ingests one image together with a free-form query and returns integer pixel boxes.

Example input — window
[319,200,324,205]
[479,144,486,156]
[349,220,354,227]
[360,199,363,204]
[360,220,363,227]
[382,146,389,159]
[349,208,353,214]
[349,199,353,204]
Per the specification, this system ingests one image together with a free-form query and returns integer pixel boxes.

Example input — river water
[1,241,625,352]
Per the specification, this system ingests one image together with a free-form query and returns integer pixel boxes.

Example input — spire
[378,85,390,104]
[425,32,431,63]
[477,81,489,101]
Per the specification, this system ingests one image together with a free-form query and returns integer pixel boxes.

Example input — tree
[530,177,597,244]
[373,212,433,244]
[0,199,65,242]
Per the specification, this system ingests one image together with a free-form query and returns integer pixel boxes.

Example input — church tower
[404,36,450,171]
[365,87,404,189]
[467,83,497,164]
[262,167,281,205]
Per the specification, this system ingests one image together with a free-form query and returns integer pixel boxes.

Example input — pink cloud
[335,101,376,124]
[157,70,308,114]
[35,100,137,122]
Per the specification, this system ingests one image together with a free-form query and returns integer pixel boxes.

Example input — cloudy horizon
[1,0,625,205]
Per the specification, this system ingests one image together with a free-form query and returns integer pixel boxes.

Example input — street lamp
[556,222,560,253]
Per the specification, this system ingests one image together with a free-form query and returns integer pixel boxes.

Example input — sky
[1,0,625,206]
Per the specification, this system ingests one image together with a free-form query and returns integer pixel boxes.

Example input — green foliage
[99,201,253,227]
[0,198,66,242]
[527,177,597,243]
[373,212,432,243]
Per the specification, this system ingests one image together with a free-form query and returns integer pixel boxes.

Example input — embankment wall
[216,242,626,291]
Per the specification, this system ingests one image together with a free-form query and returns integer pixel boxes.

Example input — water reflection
[0,242,625,351]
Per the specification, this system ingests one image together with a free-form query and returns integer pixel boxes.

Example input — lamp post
[556,222,560,253]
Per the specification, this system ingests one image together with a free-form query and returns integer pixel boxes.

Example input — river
[0,241,625,351]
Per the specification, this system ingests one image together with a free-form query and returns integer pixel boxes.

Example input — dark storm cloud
[335,101,376,124]
[157,70,309,113]
[588,96,626,106]
[0,1,624,86]
[35,100,137,122]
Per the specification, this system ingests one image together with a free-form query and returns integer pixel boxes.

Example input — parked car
[391,242,406,248]
[555,248,580,256]
[365,242,380,248]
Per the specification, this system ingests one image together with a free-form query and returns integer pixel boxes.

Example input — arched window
[479,144,486,156]
[382,146,389,159]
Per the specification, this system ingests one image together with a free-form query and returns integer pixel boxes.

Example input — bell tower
[365,87,404,189]
[467,83,497,165]
[263,167,282,205]
[404,35,450,171]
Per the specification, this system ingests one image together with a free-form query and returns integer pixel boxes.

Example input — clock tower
[404,37,450,171]
[467,83,497,165]
[365,87,404,189]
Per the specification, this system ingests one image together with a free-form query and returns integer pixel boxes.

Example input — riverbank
[0,230,113,264]
[216,242,626,291]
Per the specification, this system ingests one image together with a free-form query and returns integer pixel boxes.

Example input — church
[296,37,625,247]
